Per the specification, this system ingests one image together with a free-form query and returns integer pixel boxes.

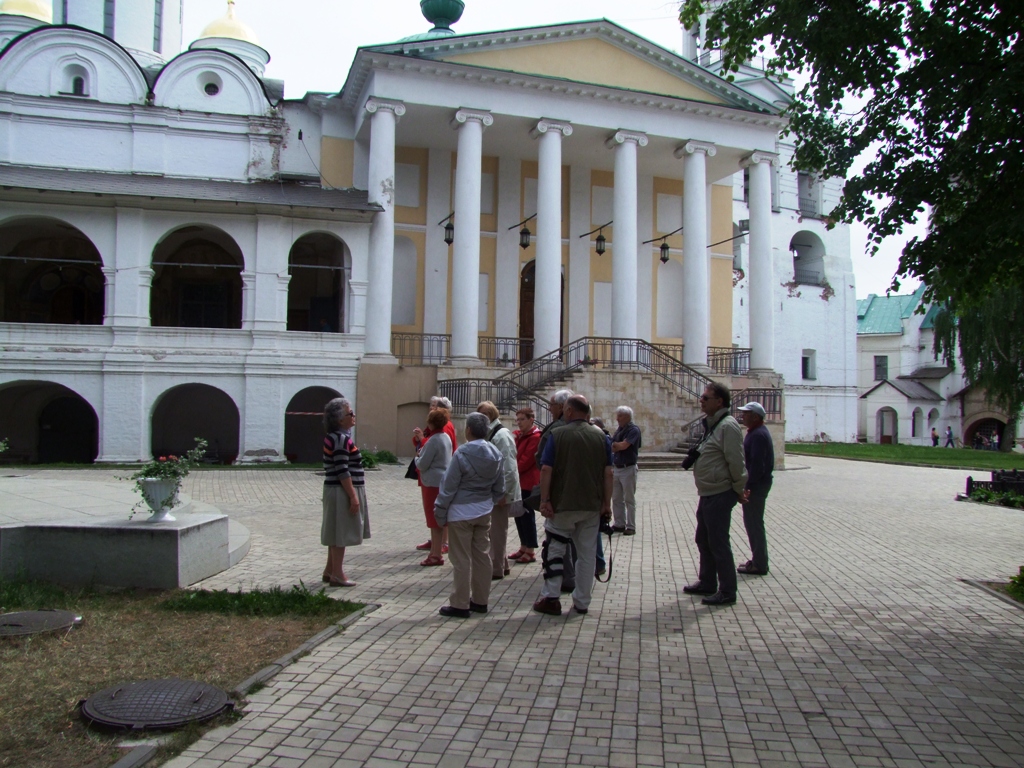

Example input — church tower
[53,0,184,66]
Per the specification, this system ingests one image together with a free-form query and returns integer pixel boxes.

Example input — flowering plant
[125,438,208,517]
[0,437,8,453]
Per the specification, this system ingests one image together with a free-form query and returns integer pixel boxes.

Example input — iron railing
[437,378,552,426]
[391,333,450,365]
[653,343,684,361]
[477,337,533,367]
[708,347,751,375]
[679,388,784,446]
[966,470,1024,497]
[793,269,824,286]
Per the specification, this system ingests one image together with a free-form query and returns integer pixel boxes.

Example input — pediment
[437,36,729,105]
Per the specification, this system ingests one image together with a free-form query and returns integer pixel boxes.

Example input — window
[802,349,816,380]
[198,72,223,97]
[874,355,889,381]
[798,171,819,217]
[60,64,90,97]
[742,167,749,203]
[153,0,164,53]
[103,0,115,38]
[180,283,229,328]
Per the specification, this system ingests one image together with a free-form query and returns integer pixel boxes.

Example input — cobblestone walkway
[15,458,1024,767]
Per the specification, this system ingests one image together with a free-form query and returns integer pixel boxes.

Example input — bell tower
[55,0,183,66]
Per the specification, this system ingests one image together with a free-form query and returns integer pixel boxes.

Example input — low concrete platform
[0,477,249,588]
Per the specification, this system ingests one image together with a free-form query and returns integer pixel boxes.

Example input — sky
[181,0,924,297]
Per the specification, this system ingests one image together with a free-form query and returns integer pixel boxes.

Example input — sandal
[420,555,444,567]
[508,548,526,561]
[514,552,536,564]
[416,541,431,550]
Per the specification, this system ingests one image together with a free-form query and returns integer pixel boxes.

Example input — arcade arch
[287,233,349,333]
[284,386,342,463]
[151,383,239,463]
[790,230,826,286]
[151,226,243,329]
[0,380,98,463]
[0,217,104,324]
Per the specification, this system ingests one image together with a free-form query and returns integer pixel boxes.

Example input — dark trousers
[695,490,739,596]
[514,502,539,549]
[742,483,771,572]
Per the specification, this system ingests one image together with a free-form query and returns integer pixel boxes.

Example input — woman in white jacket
[414,408,453,566]
[476,401,521,580]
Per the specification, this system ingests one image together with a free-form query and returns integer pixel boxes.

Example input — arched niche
[790,230,826,286]
[151,383,239,464]
[876,406,898,444]
[0,217,105,324]
[151,225,244,329]
[284,386,342,463]
[0,380,98,463]
[287,233,349,333]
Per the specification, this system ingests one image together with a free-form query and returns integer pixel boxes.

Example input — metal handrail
[707,347,751,375]
[391,333,450,365]
[477,336,533,367]
[437,378,552,426]
[653,343,684,361]
[680,387,784,444]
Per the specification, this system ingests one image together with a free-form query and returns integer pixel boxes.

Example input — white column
[363,97,406,358]
[450,109,493,361]
[607,130,647,340]
[743,150,779,371]
[531,118,572,357]
[675,140,716,368]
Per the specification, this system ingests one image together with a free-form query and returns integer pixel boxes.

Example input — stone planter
[138,477,179,522]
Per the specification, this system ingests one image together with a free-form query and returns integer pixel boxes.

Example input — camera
[680,447,701,470]
[599,519,615,535]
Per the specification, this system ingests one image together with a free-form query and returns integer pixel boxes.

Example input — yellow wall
[320,137,353,189]
[441,38,727,104]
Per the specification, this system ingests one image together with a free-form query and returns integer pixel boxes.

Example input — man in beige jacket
[682,382,747,606]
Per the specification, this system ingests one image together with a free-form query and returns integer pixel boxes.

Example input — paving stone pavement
[12,457,1024,767]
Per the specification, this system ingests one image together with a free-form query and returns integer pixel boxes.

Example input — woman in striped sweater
[321,397,370,587]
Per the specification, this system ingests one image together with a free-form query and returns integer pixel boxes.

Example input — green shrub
[1007,567,1024,601]
[160,582,361,617]
[969,488,1024,508]
[374,449,399,464]
[360,451,379,469]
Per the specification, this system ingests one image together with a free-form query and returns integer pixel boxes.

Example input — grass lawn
[0,580,362,768]
[786,442,1024,471]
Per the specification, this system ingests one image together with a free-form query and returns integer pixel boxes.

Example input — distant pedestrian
[736,402,773,577]
[931,427,940,447]
[434,413,506,619]
[682,382,747,607]
[944,426,955,447]
[477,401,520,580]
[321,398,369,588]
[510,407,541,565]
[610,406,641,536]
[533,395,612,617]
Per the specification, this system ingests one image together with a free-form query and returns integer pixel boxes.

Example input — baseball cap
[737,402,766,417]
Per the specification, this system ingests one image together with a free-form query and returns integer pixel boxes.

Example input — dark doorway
[965,418,1007,451]
[287,233,348,332]
[38,396,98,463]
[150,227,243,329]
[151,384,240,464]
[284,386,342,463]
[518,259,564,363]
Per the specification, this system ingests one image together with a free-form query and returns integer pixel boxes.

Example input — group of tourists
[317,380,774,613]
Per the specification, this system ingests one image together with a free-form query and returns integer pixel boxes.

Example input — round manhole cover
[81,679,232,730]
[0,609,82,638]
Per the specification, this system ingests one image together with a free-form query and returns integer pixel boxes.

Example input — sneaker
[532,597,562,616]
[439,605,470,618]
[416,541,431,551]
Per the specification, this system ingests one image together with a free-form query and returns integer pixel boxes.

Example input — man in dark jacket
[736,401,773,576]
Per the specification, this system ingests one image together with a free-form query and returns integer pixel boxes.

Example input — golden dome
[0,0,53,23]
[198,0,260,46]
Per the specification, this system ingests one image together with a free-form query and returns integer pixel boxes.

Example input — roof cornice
[339,19,783,119]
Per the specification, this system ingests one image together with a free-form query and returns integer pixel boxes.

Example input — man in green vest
[533,394,613,616]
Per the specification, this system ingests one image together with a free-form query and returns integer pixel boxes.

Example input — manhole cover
[81,679,232,730]
[0,609,82,638]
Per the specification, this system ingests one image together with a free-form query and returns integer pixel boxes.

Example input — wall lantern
[438,212,455,245]
[579,221,612,255]
[645,225,684,265]
[510,213,538,250]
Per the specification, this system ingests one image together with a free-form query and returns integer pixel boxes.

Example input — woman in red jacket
[510,407,541,563]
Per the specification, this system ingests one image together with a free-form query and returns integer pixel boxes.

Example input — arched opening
[912,407,923,440]
[284,386,341,463]
[151,384,239,464]
[518,260,563,363]
[0,381,98,464]
[287,233,349,332]
[150,226,243,329]
[876,407,898,444]
[790,230,826,286]
[0,218,105,325]
[965,417,1005,451]
[928,408,940,431]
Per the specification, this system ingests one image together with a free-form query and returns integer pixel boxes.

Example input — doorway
[518,260,564,363]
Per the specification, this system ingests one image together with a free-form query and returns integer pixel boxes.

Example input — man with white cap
[736,401,774,576]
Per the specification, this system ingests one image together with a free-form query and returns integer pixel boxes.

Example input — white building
[0,0,859,460]
[857,288,1021,448]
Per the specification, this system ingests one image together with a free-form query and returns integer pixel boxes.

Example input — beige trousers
[448,515,492,609]
[489,503,509,577]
